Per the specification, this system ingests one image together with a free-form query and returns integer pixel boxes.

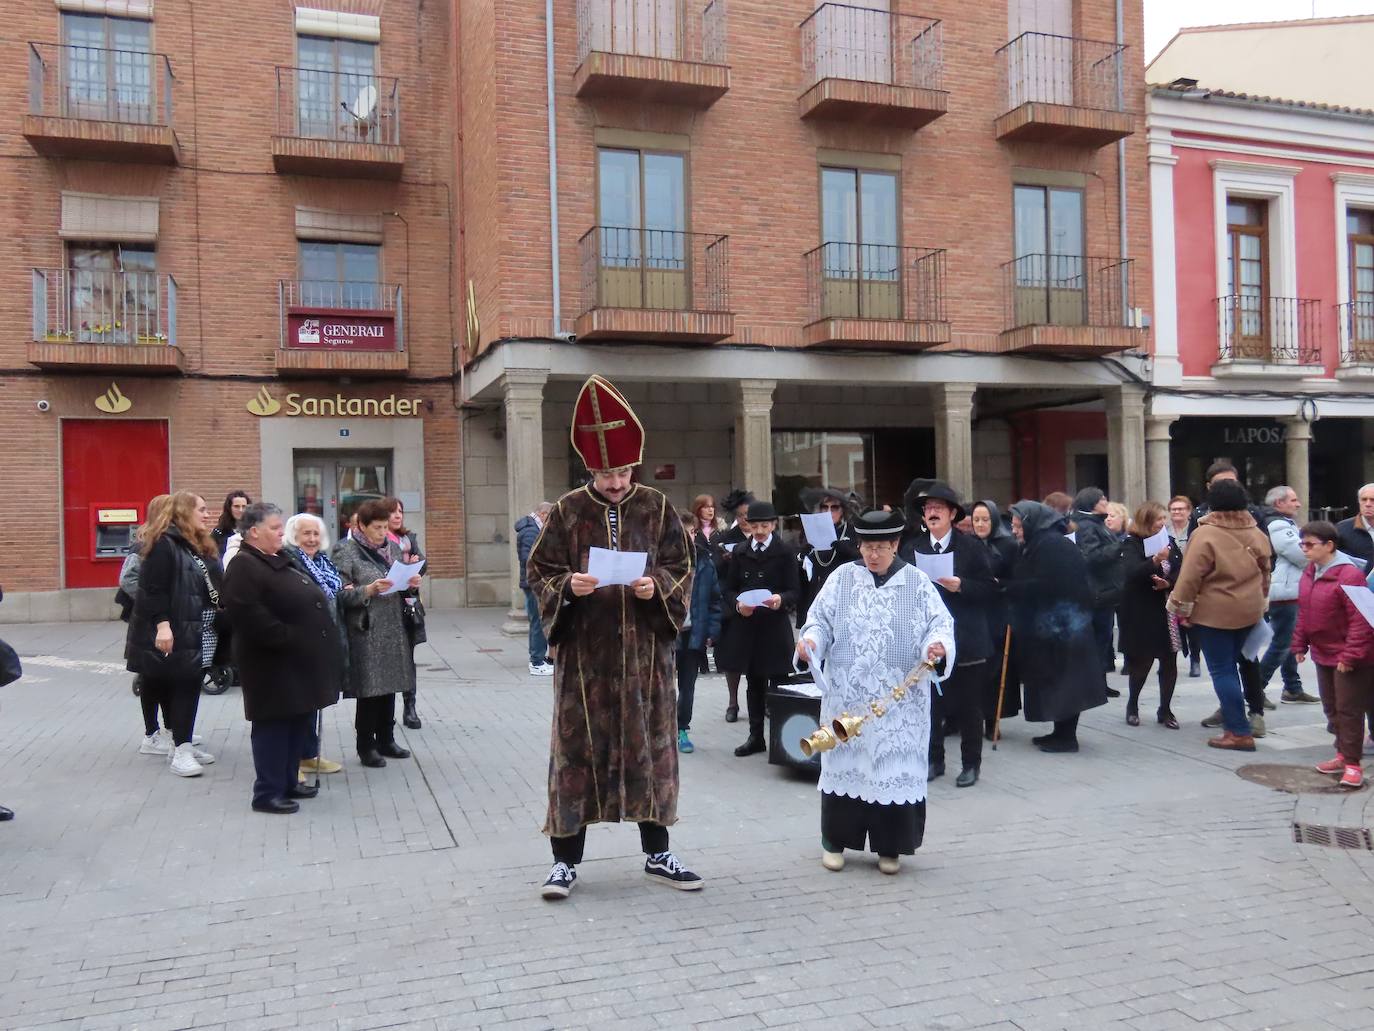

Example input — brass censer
[799,660,937,758]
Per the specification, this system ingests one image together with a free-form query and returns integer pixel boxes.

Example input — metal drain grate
[1292,822,1374,850]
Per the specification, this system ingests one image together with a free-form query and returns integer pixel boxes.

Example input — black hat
[799,485,853,514]
[915,480,966,523]
[746,500,778,523]
[852,509,905,541]
[721,489,755,513]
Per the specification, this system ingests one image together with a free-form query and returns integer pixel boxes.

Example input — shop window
[60,12,153,123]
[297,240,381,309]
[65,241,157,343]
[596,147,687,309]
[819,166,900,318]
[1012,183,1084,326]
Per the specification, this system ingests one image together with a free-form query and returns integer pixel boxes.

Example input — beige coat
[1167,510,1272,629]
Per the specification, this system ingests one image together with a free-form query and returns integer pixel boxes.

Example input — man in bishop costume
[798,510,955,874]
[527,375,701,899]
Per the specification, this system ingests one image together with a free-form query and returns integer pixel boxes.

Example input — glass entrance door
[293,450,392,542]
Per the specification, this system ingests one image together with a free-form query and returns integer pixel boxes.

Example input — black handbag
[0,638,22,687]
[403,597,427,646]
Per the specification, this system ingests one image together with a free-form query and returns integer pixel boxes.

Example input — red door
[62,419,170,588]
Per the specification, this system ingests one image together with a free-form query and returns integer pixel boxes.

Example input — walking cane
[992,626,1011,750]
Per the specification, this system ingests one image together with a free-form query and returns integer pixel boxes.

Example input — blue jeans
[1257,601,1302,695]
[1193,624,1255,736]
[524,589,548,666]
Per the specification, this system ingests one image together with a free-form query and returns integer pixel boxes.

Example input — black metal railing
[1215,295,1321,363]
[28,41,173,126]
[800,5,942,92]
[1338,300,1374,364]
[576,0,727,66]
[805,243,945,324]
[996,31,1125,114]
[275,66,400,145]
[579,227,730,314]
[32,268,177,345]
[1002,254,1133,331]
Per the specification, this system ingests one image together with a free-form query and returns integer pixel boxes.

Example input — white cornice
[1332,171,1374,186]
[1208,158,1301,176]
[1149,94,1374,157]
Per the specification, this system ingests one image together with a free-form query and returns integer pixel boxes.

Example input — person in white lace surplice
[798,509,955,875]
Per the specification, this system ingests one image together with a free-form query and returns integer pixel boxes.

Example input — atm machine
[90,504,143,563]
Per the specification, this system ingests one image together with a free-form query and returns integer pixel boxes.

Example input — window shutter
[294,7,381,42]
[295,207,384,244]
[60,192,159,242]
[54,0,154,19]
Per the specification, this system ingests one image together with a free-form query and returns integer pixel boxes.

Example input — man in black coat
[713,489,754,723]
[223,502,343,814]
[1336,483,1374,575]
[1072,487,1124,690]
[900,482,996,788]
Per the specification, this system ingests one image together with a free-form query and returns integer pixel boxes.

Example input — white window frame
[1332,172,1374,359]
[1209,159,1300,363]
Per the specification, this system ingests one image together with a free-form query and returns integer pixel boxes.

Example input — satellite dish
[340,84,378,135]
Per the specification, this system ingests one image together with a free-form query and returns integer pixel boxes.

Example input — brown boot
[1207,731,1256,752]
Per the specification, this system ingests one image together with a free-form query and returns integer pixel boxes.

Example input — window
[66,242,157,343]
[772,431,874,517]
[60,13,152,123]
[819,166,899,318]
[1224,198,1268,358]
[298,240,382,309]
[1348,209,1374,348]
[595,147,687,309]
[1012,183,1084,325]
[297,35,378,141]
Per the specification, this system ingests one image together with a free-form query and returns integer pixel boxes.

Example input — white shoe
[821,850,845,871]
[169,743,203,777]
[139,729,172,756]
[529,662,555,677]
[190,745,215,765]
[878,856,901,875]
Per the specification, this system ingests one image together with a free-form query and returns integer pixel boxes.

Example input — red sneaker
[1340,766,1364,789]
[1315,755,1347,775]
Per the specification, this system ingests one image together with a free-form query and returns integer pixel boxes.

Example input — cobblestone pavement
[2,612,1373,1031]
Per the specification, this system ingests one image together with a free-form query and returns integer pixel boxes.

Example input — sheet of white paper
[1242,618,1274,661]
[914,551,955,582]
[1065,531,1077,543]
[586,547,647,587]
[802,555,814,581]
[1142,526,1171,557]
[1342,585,1374,630]
[378,558,415,595]
[722,542,738,553]
[784,680,822,699]
[807,658,829,695]
[799,512,838,550]
[737,588,774,608]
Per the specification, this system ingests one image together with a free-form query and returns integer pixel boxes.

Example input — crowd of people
[118,490,428,813]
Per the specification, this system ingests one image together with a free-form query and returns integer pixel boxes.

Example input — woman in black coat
[126,491,222,778]
[223,503,343,814]
[1006,500,1107,752]
[971,500,1021,730]
[1116,501,1183,729]
[715,501,800,758]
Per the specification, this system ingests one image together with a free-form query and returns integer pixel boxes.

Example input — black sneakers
[540,862,577,900]
[644,851,704,890]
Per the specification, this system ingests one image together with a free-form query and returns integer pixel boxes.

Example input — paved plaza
[2,611,1374,1031]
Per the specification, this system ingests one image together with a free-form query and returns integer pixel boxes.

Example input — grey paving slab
[1,611,1373,1031]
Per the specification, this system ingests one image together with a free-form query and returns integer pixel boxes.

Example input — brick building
[0,0,462,619]
[459,0,1154,614]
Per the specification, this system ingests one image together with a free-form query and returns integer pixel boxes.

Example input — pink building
[1147,17,1374,518]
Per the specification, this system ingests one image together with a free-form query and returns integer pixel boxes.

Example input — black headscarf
[1010,499,1068,539]
[973,499,1012,541]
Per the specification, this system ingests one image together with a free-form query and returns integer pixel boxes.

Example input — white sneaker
[529,662,555,677]
[169,743,203,777]
[139,729,172,756]
[190,745,216,765]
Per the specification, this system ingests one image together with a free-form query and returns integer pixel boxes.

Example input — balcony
[573,0,729,108]
[798,6,946,130]
[998,254,1141,355]
[271,67,403,180]
[576,227,733,342]
[1338,301,1374,379]
[23,43,178,164]
[277,280,408,377]
[1212,295,1322,377]
[29,268,184,374]
[995,33,1133,148]
[803,243,948,348]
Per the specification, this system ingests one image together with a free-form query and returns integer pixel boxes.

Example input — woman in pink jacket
[1291,521,1374,789]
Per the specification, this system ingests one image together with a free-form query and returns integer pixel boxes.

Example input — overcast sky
[1146,0,1374,61]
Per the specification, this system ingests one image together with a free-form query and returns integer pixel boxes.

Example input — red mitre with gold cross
[570,375,644,471]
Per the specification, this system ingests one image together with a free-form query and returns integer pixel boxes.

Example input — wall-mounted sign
[247,387,423,418]
[1222,426,1286,445]
[96,508,139,523]
[94,382,132,414]
[286,309,396,351]
[654,464,677,481]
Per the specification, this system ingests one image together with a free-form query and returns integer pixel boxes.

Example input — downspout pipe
[1116,0,1128,326]
[545,0,562,334]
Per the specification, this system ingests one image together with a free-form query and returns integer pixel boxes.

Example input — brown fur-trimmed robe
[528,482,692,838]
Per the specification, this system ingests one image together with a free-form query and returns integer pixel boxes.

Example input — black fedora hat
[721,489,755,513]
[746,500,778,523]
[915,480,966,523]
[852,509,905,542]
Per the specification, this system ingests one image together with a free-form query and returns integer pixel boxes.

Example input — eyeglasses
[1299,540,1327,549]
[821,503,844,511]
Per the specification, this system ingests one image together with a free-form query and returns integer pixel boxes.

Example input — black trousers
[146,672,202,746]
[1239,656,1266,715]
[550,822,669,865]
[677,641,704,731]
[929,662,986,770]
[745,673,768,735]
[251,714,313,806]
[138,677,169,736]
[355,694,398,751]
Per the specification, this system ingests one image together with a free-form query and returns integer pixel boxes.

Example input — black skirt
[821,791,925,856]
